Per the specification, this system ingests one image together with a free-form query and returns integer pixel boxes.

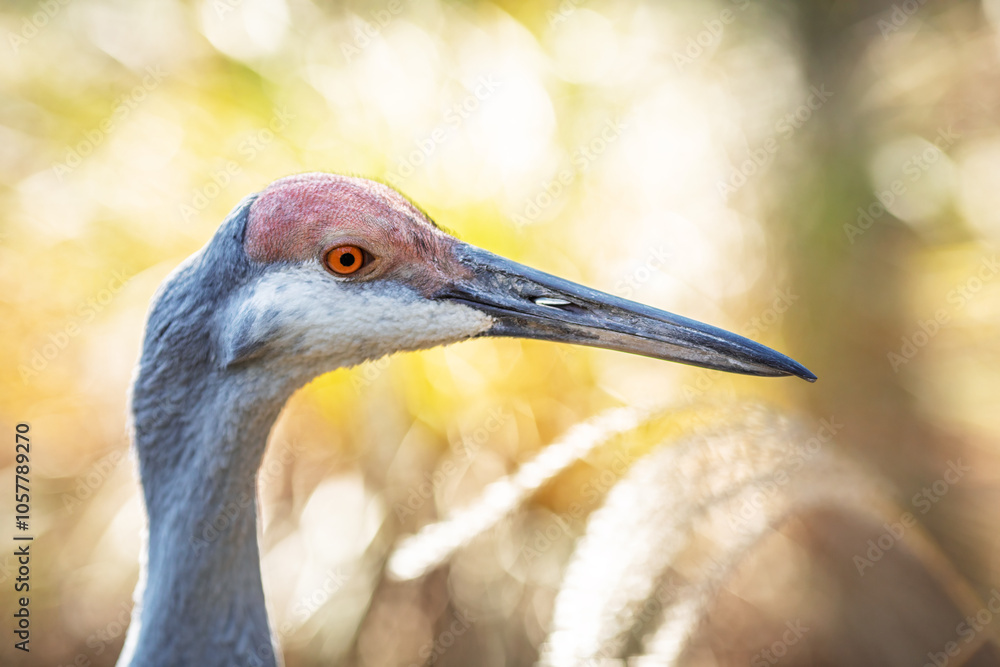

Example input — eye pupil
[325,245,368,275]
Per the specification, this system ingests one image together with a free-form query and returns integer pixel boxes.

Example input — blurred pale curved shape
[198,0,290,60]
[539,405,993,666]
[467,74,557,198]
[107,112,184,174]
[957,137,1000,242]
[80,0,195,70]
[17,169,97,240]
[105,492,144,561]
[300,472,383,566]
[386,406,652,581]
[546,9,620,84]
[869,135,956,233]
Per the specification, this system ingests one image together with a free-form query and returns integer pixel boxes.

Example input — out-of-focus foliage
[1,0,999,665]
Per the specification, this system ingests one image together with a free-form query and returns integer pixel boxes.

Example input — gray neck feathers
[122,196,293,667]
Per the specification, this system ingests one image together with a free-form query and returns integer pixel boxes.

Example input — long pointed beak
[434,244,816,381]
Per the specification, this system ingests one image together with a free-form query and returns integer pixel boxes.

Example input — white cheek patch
[222,263,493,370]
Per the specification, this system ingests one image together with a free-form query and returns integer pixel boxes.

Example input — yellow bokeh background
[2,0,1000,664]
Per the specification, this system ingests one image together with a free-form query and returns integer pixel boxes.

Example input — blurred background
[2,0,1000,664]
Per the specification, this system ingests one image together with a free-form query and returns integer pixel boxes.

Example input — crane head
[221,172,815,381]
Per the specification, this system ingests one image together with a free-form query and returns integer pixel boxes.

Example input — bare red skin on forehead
[245,173,469,294]
[245,173,448,264]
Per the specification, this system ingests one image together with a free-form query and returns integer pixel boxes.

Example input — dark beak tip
[748,345,816,382]
[784,361,817,382]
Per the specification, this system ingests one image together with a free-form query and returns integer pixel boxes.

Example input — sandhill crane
[117,172,815,666]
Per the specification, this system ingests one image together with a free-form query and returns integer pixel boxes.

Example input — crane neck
[122,377,292,667]
[119,196,293,667]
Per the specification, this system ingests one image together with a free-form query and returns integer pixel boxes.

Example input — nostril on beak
[534,297,572,308]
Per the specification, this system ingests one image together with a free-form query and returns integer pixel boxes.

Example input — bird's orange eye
[324,245,368,275]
